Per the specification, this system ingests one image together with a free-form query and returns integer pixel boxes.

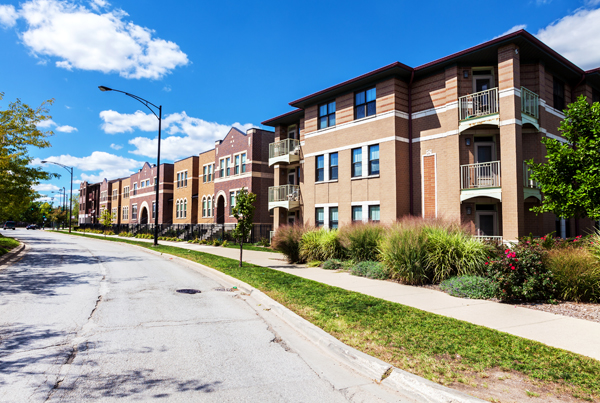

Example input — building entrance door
[216,195,225,224]
[140,207,148,224]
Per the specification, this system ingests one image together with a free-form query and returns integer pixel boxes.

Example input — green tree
[528,95,600,220]
[231,188,257,267]
[0,92,57,221]
[99,209,114,237]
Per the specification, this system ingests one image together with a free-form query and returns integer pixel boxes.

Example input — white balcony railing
[523,162,539,189]
[269,138,300,160]
[461,161,501,189]
[459,87,499,121]
[474,235,503,243]
[268,184,300,203]
[521,87,539,119]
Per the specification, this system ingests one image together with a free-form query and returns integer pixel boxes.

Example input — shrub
[339,223,385,262]
[425,227,490,283]
[271,225,306,263]
[440,276,496,300]
[221,240,229,247]
[350,261,389,280]
[135,233,153,239]
[118,232,134,237]
[547,247,600,302]
[307,260,322,267]
[487,243,556,302]
[212,239,222,246]
[379,222,430,285]
[322,259,343,271]
[257,237,270,247]
[300,228,344,262]
[103,230,115,236]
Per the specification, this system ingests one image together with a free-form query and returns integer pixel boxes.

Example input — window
[112,208,117,221]
[132,204,138,220]
[140,181,144,189]
[369,205,380,222]
[355,88,376,119]
[235,155,240,175]
[318,101,336,129]
[209,164,213,181]
[133,183,137,195]
[352,206,362,222]
[146,180,150,188]
[183,171,187,187]
[112,190,118,200]
[329,207,338,229]
[202,198,207,217]
[124,186,130,198]
[553,77,565,111]
[152,202,156,219]
[352,148,362,177]
[220,159,225,178]
[329,152,338,180]
[177,173,181,187]
[208,197,212,217]
[176,200,180,218]
[241,154,247,173]
[315,155,324,182]
[369,145,379,175]
[226,157,231,176]
[203,166,207,183]
[183,199,187,218]
[230,191,236,215]
[154,177,157,191]
[122,206,128,220]
[315,208,324,227]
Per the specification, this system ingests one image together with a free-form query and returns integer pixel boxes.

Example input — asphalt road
[0,230,391,403]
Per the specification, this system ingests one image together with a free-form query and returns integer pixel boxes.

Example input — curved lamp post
[98,86,162,246]
[41,161,73,233]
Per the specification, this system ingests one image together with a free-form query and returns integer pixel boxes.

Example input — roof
[263,29,598,125]
[261,109,304,127]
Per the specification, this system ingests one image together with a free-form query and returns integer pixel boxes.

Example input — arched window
[183,199,187,218]
[176,200,180,218]
[202,197,206,217]
[207,197,212,217]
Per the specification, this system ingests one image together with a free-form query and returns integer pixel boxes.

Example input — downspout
[408,70,415,216]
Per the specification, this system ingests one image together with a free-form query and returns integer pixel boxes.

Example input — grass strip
[64,232,600,399]
[222,243,280,253]
[0,234,20,256]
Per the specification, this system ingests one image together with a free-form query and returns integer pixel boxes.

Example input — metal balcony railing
[268,184,300,203]
[521,87,539,119]
[269,138,300,160]
[523,162,539,189]
[474,235,503,243]
[461,161,501,189]
[459,87,499,121]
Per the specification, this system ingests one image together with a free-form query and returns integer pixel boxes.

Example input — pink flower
[510,266,516,270]
[485,262,489,265]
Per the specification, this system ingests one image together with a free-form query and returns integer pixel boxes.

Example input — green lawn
[63,232,600,400]
[0,234,19,256]
[222,243,279,253]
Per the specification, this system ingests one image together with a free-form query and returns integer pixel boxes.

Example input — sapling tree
[231,188,257,267]
[528,95,600,220]
[99,209,115,237]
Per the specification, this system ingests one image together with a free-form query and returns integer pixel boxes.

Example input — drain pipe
[408,70,415,216]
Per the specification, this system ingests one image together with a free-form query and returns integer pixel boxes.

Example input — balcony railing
[269,184,300,203]
[475,235,503,243]
[461,161,501,189]
[521,87,539,119]
[523,162,539,189]
[269,138,300,166]
[459,87,499,121]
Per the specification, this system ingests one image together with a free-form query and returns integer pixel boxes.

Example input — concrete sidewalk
[69,232,600,361]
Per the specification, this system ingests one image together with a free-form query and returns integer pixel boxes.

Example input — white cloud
[55,125,77,133]
[99,109,255,160]
[163,85,171,92]
[9,0,188,79]
[36,118,56,128]
[494,24,527,39]
[0,4,17,27]
[33,183,60,192]
[110,143,123,150]
[537,7,600,70]
[585,0,600,6]
[33,151,143,183]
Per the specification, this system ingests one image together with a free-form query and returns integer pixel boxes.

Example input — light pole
[98,86,162,247]
[41,161,74,233]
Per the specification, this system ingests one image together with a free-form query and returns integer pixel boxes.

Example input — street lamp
[41,161,74,233]
[99,85,162,247]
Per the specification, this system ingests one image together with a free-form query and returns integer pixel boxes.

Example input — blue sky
[1,0,599,204]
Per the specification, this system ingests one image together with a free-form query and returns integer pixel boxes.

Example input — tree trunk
[239,238,243,267]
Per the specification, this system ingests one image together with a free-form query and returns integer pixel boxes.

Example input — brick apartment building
[198,149,216,223]
[263,30,600,242]
[127,162,174,225]
[79,181,100,224]
[213,127,275,225]
[173,156,199,224]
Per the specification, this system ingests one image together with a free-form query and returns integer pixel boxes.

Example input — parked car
[3,221,16,230]
[26,224,38,230]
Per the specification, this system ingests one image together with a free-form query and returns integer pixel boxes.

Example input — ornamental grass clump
[379,222,430,284]
[339,223,385,262]
[547,247,600,302]
[487,243,556,301]
[271,224,307,263]
[299,228,344,262]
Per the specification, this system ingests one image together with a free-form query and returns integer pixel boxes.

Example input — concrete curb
[0,242,27,268]
[58,234,485,402]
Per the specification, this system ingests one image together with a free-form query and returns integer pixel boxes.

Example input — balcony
[269,138,300,166]
[521,87,539,129]
[458,87,499,132]
[460,161,502,202]
[523,162,541,201]
[268,184,300,211]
